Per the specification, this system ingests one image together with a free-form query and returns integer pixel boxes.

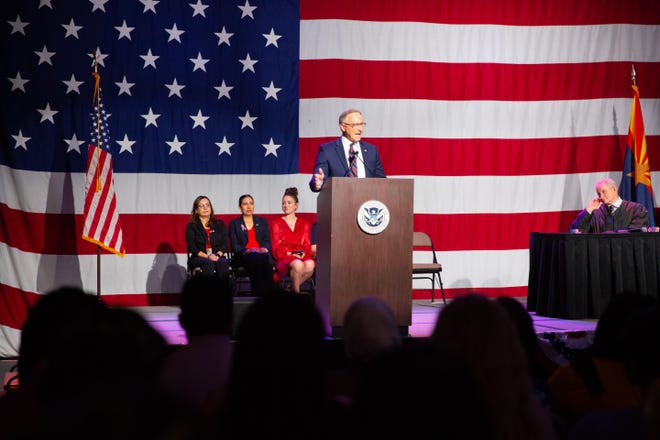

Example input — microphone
[342,147,359,177]
[350,146,376,176]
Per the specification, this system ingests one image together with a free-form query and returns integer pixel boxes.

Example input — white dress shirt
[341,136,366,178]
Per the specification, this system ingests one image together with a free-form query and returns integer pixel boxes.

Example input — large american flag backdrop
[1,0,659,356]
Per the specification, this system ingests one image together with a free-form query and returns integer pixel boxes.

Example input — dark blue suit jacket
[228,215,272,254]
[309,137,386,192]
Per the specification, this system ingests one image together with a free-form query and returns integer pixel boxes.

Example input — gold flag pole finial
[631,64,637,87]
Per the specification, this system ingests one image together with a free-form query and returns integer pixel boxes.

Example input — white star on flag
[239,53,258,73]
[39,0,53,9]
[12,130,30,150]
[190,110,209,129]
[165,78,185,98]
[139,0,159,14]
[89,47,108,67]
[90,0,110,13]
[140,49,159,69]
[63,74,84,94]
[64,133,85,154]
[262,81,281,100]
[37,103,59,124]
[166,135,186,155]
[115,76,135,96]
[165,23,185,43]
[62,18,82,39]
[8,15,29,35]
[115,20,135,40]
[214,26,234,46]
[116,134,136,154]
[141,107,161,127]
[239,110,257,129]
[190,52,210,72]
[34,45,56,66]
[262,138,281,157]
[9,72,29,92]
[190,0,209,18]
[214,80,233,99]
[238,0,257,19]
[263,28,282,47]
[215,136,234,156]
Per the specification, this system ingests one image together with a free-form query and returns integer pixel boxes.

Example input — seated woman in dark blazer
[185,195,229,280]
[228,194,275,296]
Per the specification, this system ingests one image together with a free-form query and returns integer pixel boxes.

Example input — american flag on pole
[1,0,660,356]
[82,73,125,257]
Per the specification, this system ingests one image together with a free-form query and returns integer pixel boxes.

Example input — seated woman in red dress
[270,187,315,293]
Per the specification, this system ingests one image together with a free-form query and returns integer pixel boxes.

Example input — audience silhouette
[0,286,193,439]
[8,283,658,440]
[351,339,495,439]
[158,276,234,417]
[431,293,557,440]
[326,296,402,411]
[567,303,660,439]
[223,289,328,439]
[496,296,559,406]
[547,293,656,430]
[343,296,401,365]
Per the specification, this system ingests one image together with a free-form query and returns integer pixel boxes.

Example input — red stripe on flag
[3,203,580,254]
[1,207,320,255]
[413,212,581,251]
[0,284,40,330]
[300,136,654,177]
[301,0,660,25]
[301,61,660,101]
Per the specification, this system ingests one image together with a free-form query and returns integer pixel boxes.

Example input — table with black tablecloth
[527,232,660,319]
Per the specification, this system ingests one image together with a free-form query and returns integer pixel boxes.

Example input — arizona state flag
[620,83,656,227]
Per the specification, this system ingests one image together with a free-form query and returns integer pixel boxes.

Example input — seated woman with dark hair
[270,187,315,293]
[228,194,275,296]
[185,195,229,280]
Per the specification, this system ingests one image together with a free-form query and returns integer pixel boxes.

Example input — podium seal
[357,200,390,234]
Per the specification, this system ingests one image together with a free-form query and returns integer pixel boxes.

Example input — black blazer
[185,219,228,258]
[228,215,272,254]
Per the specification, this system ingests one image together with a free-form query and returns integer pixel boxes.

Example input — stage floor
[135,298,598,346]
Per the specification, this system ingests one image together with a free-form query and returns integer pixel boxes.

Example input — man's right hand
[313,167,325,190]
[586,197,602,214]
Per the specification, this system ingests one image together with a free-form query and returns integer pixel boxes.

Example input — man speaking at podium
[309,108,386,192]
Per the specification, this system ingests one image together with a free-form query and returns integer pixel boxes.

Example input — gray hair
[338,108,362,125]
[595,178,616,191]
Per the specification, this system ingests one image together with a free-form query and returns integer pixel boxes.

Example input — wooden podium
[315,178,414,337]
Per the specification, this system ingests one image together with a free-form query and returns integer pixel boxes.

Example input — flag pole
[92,50,102,301]
[631,64,637,86]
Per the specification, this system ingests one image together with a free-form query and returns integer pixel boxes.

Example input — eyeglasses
[198,203,210,208]
[342,122,367,128]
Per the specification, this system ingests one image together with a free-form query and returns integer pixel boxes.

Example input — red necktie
[349,143,358,177]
